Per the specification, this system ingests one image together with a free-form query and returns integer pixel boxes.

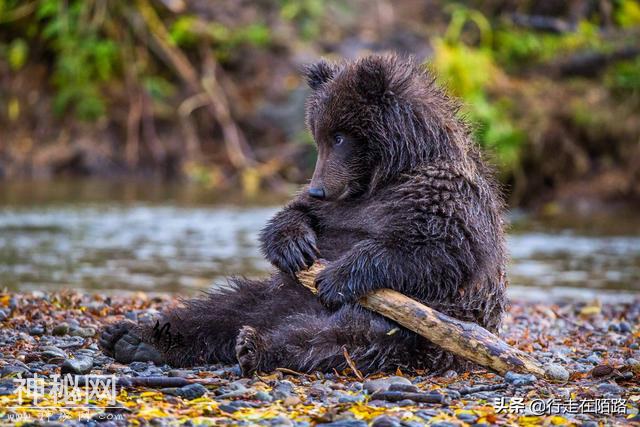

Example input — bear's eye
[334,134,345,146]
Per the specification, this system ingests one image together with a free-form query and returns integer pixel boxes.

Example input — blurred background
[0,0,638,297]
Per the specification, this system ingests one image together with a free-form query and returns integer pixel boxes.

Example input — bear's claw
[99,320,164,365]
[235,325,263,376]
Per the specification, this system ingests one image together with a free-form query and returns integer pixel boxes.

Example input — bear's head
[303,54,472,201]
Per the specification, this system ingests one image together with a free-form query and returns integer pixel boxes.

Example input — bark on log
[296,262,569,382]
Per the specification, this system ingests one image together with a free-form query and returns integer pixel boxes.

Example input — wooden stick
[296,263,569,382]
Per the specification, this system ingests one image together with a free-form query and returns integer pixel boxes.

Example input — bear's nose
[308,187,325,199]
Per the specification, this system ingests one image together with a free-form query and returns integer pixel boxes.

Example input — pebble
[317,421,367,427]
[271,380,295,400]
[161,383,207,400]
[363,376,411,394]
[29,326,45,336]
[335,392,365,403]
[168,369,194,378]
[61,357,93,375]
[388,383,418,393]
[504,371,537,386]
[371,415,401,427]
[52,323,70,336]
[70,327,96,338]
[586,354,602,365]
[596,383,623,395]
[619,321,632,333]
[626,357,640,372]
[457,413,478,423]
[282,395,301,406]
[40,345,67,360]
[254,390,273,402]
[218,403,239,413]
[0,308,8,321]
[0,365,31,378]
[431,422,458,427]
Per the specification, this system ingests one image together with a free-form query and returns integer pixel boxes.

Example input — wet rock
[596,383,623,395]
[431,422,458,427]
[271,380,295,400]
[457,413,478,423]
[52,323,70,336]
[371,415,401,427]
[608,323,620,332]
[124,311,138,321]
[363,376,411,394]
[443,370,458,378]
[626,357,640,372]
[70,327,96,338]
[504,371,537,386]
[168,369,194,378]
[268,416,294,427]
[61,356,93,375]
[161,383,207,400]
[545,364,570,382]
[0,308,9,321]
[282,395,301,406]
[388,383,418,393]
[335,392,365,403]
[586,354,602,365]
[29,326,45,336]
[0,364,31,378]
[619,321,632,333]
[218,403,239,414]
[580,421,598,427]
[254,390,273,402]
[317,421,367,427]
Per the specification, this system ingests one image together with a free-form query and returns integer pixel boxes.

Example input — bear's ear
[302,59,336,90]
[355,56,390,100]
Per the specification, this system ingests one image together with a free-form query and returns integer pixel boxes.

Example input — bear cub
[100,55,508,375]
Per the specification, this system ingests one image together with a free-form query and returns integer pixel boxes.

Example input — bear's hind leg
[100,274,322,367]
[235,305,440,375]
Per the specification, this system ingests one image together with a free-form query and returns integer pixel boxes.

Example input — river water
[1,180,638,300]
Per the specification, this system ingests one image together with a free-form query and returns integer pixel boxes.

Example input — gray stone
[161,383,207,400]
[597,383,623,395]
[29,326,45,336]
[363,376,411,394]
[61,357,93,375]
[254,391,273,402]
[70,327,96,338]
[271,380,295,400]
[619,321,632,333]
[52,323,70,336]
[586,354,602,365]
[504,371,537,386]
[40,346,66,361]
[544,364,570,382]
[371,415,401,427]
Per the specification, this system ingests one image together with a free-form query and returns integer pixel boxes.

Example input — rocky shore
[0,291,638,426]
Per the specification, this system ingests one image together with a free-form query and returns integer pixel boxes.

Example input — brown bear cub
[99,55,508,375]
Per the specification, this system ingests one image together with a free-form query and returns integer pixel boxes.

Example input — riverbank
[0,291,638,426]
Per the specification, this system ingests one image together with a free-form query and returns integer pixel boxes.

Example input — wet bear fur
[99,54,508,375]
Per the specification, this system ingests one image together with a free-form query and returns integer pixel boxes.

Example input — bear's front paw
[265,224,320,275]
[315,266,357,311]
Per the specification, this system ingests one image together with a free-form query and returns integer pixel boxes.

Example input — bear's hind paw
[99,320,164,365]
[235,326,264,376]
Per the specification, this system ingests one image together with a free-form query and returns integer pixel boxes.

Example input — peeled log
[296,262,569,382]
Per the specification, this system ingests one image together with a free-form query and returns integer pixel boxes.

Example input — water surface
[1,180,639,298]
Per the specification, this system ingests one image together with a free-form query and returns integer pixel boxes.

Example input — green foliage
[7,38,27,70]
[280,0,326,39]
[432,6,523,173]
[615,0,640,28]
[606,58,640,94]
